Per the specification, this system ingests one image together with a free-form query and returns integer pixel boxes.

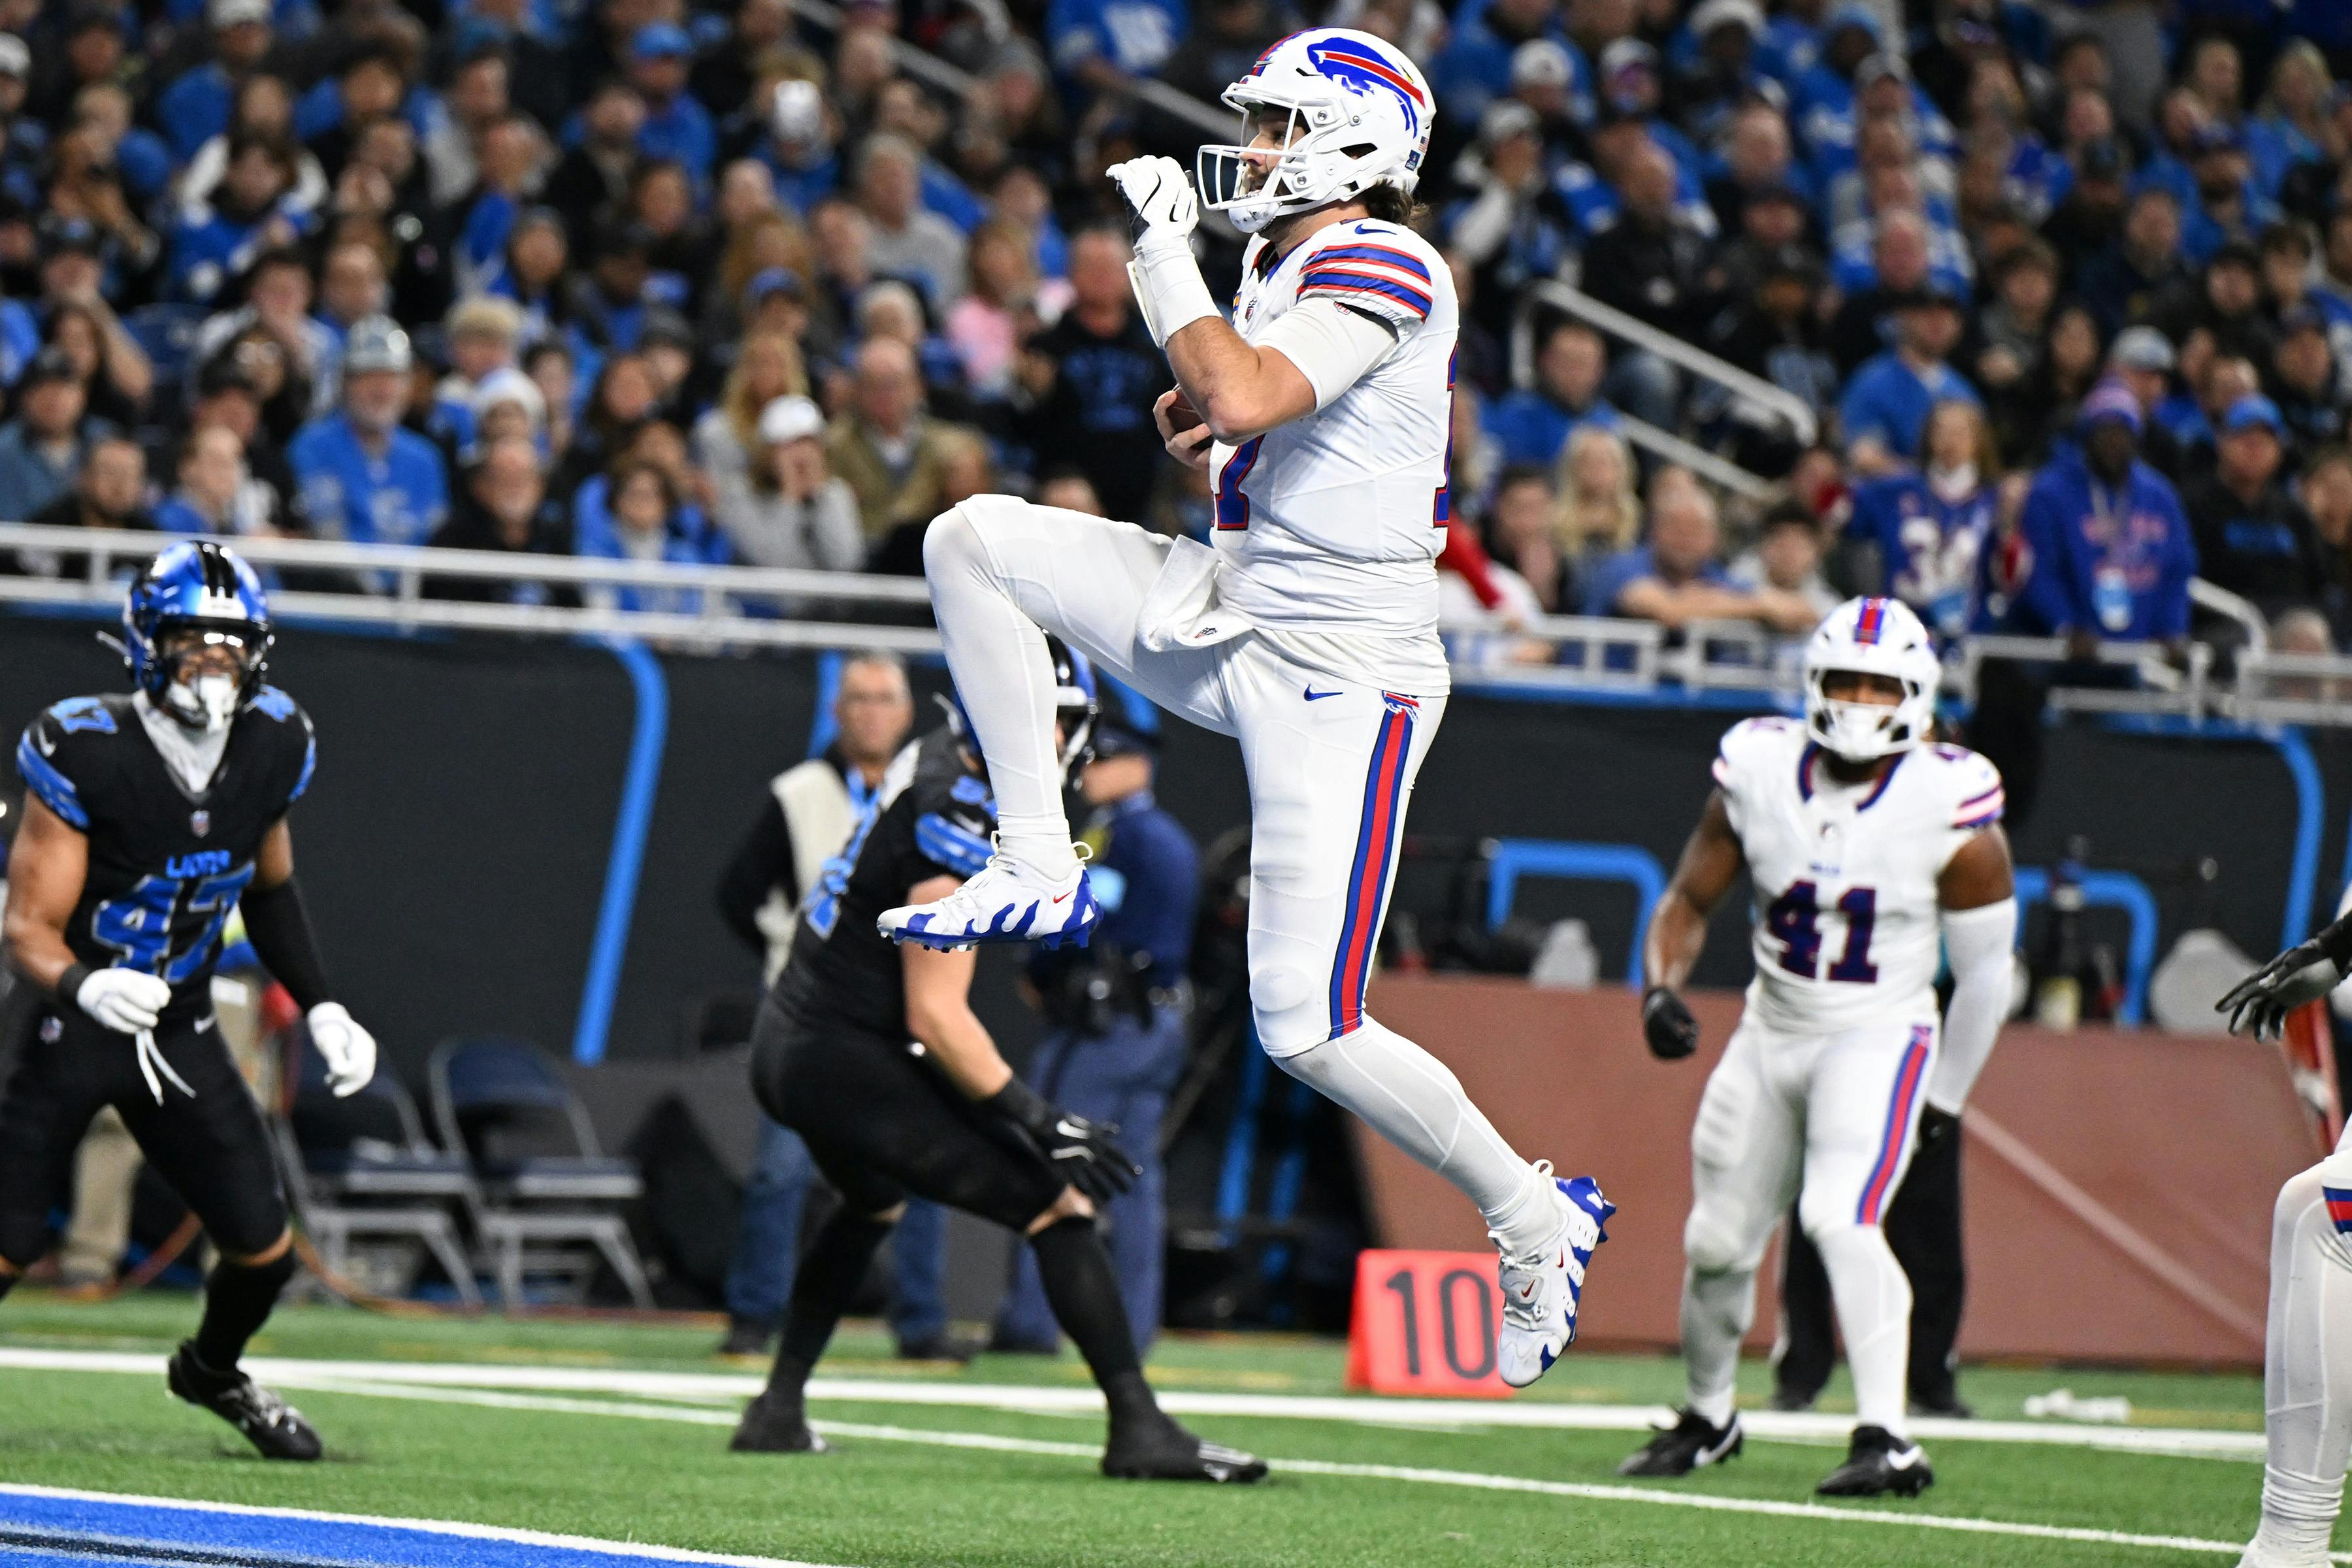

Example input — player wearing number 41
[0,541,376,1462]
[879,27,1615,1391]
[1624,596,2016,1498]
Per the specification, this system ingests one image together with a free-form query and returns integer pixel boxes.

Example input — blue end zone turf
[0,1487,822,1568]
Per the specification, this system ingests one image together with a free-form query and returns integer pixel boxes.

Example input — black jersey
[15,688,317,1022]
[769,726,996,1039]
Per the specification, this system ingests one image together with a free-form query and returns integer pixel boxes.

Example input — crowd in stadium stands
[0,0,2349,668]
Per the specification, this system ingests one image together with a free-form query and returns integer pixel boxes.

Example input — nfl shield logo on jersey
[189,809,210,838]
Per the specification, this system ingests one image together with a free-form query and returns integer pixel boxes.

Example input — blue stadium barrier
[1483,840,1669,983]
[2010,866,2159,1026]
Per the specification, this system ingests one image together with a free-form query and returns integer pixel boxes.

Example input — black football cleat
[166,1341,321,1461]
[730,1390,830,1454]
[1815,1424,1934,1497]
[1102,1414,1267,1484]
[1616,1409,1744,1477]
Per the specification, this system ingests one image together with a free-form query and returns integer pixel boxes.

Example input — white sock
[1273,1019,1551,1252]
[2249,1163,2352,1565]
[1816,1224,1913,1438]
[1682,1266,1753,1426]
[923,508,1077,878]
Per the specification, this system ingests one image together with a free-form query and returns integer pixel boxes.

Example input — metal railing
[11,525,2352,725]
[1511,278,1822,451]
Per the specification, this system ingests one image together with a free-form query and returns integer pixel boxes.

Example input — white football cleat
[878,846,1102,951]
[1494,1164,1615,1388]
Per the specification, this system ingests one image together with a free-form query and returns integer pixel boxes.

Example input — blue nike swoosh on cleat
[1303,687,1341,701]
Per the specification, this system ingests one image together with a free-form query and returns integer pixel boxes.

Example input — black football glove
[1641,986,1699,1060]
[1914,1104,1960,1149]
[987,1079,1139,1207]
[2217,936,2351,1041]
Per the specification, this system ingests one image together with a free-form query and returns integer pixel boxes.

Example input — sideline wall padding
[1350,975,2307,1366]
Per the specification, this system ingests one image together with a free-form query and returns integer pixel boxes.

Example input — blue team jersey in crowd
[289,413,450,547]
[1846,473,1997,640]
[1482,391,1622,469]
[1838,353,1980,463]
[1046,0,1185,76]
[2011,450,2197,642]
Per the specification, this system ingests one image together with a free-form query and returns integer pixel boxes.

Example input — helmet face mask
[125,543,273,732]
[1196,29,1431,235]
[1801,597,1939,764]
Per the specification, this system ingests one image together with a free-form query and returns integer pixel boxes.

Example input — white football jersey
[1208,218,1458,653]
[1714,715,2004,1036]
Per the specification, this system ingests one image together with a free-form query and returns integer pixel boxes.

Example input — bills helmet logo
[1307,38,1425,139]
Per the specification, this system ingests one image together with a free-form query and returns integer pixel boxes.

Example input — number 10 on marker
[1343,1249,1513,1398]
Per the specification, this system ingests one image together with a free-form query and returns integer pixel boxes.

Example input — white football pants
[1679,1011,1937,1436]
[924,497,1553,1252]
[2242,1136,2352,1567]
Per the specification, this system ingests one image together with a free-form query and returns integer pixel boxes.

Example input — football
[1162,389,1205,435]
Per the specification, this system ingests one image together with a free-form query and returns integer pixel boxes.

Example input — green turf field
[0,1291,2305,1567]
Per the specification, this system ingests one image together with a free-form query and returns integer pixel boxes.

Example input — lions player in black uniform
[732,640,1264,1484]
[0,541,377,1461]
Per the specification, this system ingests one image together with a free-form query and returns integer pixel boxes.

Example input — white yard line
[0,1480,851,1568]
[0,1348,2264,1460]
[90,1379,2315,1565]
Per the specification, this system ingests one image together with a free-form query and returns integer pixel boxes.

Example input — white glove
[308,1002,377,1097]
[76,968,170,1034]
[1107,155,1199,253]
[1107,157,1218,349]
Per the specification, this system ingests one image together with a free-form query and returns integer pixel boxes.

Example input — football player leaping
[1,542,376,1460]
[1622,598,2016,1496]
[2215,927,2352,1567]
[877,29,1612,1386]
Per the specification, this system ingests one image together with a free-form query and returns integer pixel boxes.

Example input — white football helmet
[1801,596,1940,762]
[1196,29,1433,235]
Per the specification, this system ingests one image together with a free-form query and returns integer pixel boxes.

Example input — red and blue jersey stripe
[1328,696,1418,1038]
[1953,779,2005,830]
[2325,1186,2352,1233]
[1214,435,1263,531]
[1856,1026,1933,1225]
[1298,241,1433,319]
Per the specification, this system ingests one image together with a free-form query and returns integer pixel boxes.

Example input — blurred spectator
[2006,381,2196,653]
[1017,229,1166,523]
[1728,504,1837,623]
[427,435,578,602]
[192,246,334,416]
[155,424,283,536]
[1036,469,1105,516]
[1552,425,1643,582]
[857,134,964,308]
[1486,320,1622,468]
[2272,306,2345,455]
[1583,474,1815,632]
[1838,284,1978,476]
[42,300,151,431]
[470,368,547,453]
[694,331,808,489]
[2300,446,2352,643]
[827,336,960,543]
[1578,143,1701,426]
[1047,0,1186,97]
[1997,301,2106,467]
[1970,241,2057,410]
[1826,208,1935,372]
[289,316,448,551]
[431,296,525,455]
[580,457,721,613]
[2181,395,2321,623]
[1705,241,1834,472]
[2106,327,2188,480]
[713,395,863,572]
[949,220,1062,402]
[0,349,112,517]
[2079,187,2195,338]
[546,77,645,245]
[1844,399,1999,641]
[1482,465,1571,612]
[167,134,309,305]
[18,436,151,575]
[155,0,282,163]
